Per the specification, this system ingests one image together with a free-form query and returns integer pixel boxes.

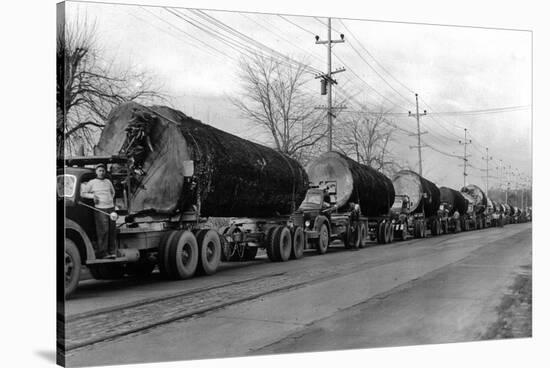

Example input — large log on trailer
[392,170,440,217]
[503,203,512,215]
[306,151,395,216]
[95,102,309,218]
[439,186,468,215]
[460,184,487,215]
[486,197,495,214]
[494,202,506,213]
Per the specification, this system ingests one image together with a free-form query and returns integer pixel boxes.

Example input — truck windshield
[57,174,76,198]
[302,192,322,205]
[392,198,404,209]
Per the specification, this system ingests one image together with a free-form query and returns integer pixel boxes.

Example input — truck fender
[64,218,96,263]
[314,215,330,238]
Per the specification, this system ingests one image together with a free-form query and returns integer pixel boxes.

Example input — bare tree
[335,107,397,173]
[229,54,326,162]
[57,15,166,157]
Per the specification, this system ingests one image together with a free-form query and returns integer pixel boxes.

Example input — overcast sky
[65,1,532,191]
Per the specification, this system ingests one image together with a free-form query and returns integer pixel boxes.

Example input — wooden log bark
[439,186,468,215]
[95,102,309,218]
[392,170,440,217]
[460,184,488,215]
[306,151,395,216]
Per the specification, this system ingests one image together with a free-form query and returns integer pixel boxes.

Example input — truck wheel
[386,222,394,243]
[430,220,437,236]
[291,227,304,259]
[317,223,329,254]
[420,221,427,238]
[359,223,368,248]
[343,225,352,249]
[167,230,199,279]
[266,226,279,261]
[352,224,362,249]
[345,224,360,249]
[273,226,292,262]
[65,238,81,298]
[378,222,386,244]
[158,230,179,278]
[196,229,221,275]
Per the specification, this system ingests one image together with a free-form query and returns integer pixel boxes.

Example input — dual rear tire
[377,222,393,244]
[413,221,426,238]
[159,230,220,280]
[266,226,293,262]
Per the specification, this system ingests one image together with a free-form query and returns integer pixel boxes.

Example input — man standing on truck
[80,163,116,258]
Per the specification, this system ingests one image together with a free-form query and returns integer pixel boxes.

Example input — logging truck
[60,155,307,298]
[288,152,395,250]
[390,170,443,239]
[61,102,315,298]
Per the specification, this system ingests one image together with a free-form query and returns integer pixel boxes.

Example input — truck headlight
[305,220,311,228]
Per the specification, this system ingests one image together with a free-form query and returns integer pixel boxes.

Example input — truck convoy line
[59,102,532,297]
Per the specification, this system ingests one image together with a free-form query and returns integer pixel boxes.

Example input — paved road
[64,223,531,367]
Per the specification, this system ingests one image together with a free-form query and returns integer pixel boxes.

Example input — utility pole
[408,93,427,176]
[498,159,503,190]
[315,18,345,152]
[482,147,493,194]
[458,128,472,188]
[505,164,511,204]
[519,174,524,209]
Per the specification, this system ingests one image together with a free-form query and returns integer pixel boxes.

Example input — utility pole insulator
[320,79,327,95]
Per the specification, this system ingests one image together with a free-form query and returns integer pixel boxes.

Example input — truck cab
[59,155,157,297]
[291,182,337,253]
[291,180,380,251]
[390,193,434,239]
[391,194,411,214]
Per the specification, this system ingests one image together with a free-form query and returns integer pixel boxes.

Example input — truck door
[66,173,98,243]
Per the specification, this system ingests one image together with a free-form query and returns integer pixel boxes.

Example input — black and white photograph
[51,0,537,367]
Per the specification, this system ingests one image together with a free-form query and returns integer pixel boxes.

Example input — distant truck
[492,202,506,227]
[390,170,442,239]
[483,197,495,228]
[438,186,469,233]
[289,152,396,251]
[503,203,512,225]
[460,184,487,230]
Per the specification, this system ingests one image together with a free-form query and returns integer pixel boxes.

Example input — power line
[431,105,530,115]
[338,19,416,96]
[277,15,407,110]
[338,20,414,106]
[138,7,240,62]
[189,9,321,74]
[278,15,317,36]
